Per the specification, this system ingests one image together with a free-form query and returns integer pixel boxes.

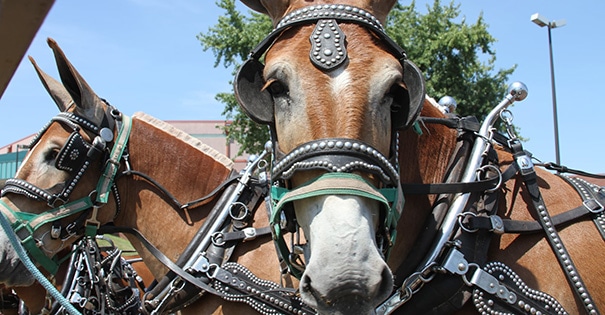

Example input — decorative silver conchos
[473,261,568,315]
[310,19,347,70]
[272,139,399,186]
[276,4,384,32]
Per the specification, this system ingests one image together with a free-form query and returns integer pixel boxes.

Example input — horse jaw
[295,195,393,315]
[0,229,35,287]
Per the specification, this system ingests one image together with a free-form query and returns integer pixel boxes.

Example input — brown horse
[2,1,605,314]
[234,0,604,314]
[0,38,291,315]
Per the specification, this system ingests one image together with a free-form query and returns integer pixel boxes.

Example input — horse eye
[46,149,59,163]
[268,81,288,96]
[382,93,395,110]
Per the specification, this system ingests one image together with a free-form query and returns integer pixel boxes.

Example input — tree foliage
[198,0,516,155]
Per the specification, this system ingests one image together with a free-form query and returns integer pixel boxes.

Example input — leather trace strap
[559,175,605,240]
[511,142,600,315]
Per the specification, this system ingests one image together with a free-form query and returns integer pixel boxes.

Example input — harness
[3,4,605,315]
[234,3,426,280]
[378,84,604,315]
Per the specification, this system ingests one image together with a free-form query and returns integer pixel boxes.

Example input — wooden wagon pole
[0,0,55,99]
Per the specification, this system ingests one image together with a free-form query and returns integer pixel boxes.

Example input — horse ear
[240,0,289,25]
[28,56,73,112]
[368,0,398,24]
[240,0,268,14]
[391,60,425,129]
[46,38,106,125]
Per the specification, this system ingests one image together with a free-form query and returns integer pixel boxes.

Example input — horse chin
[299,270,390,315]
[308,295,378,315]
[0,231,35,287]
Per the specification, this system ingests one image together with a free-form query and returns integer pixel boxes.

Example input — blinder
[234,4,426,130]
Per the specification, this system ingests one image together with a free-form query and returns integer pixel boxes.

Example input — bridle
[233,4,426,277]
[0,104,131,274]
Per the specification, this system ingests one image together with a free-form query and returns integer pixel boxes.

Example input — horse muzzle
[0,231,35,287]
[294,194,394,315]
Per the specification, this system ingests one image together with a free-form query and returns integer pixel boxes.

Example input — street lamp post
[531,13,566,166]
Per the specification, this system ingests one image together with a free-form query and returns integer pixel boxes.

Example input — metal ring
[257,158,268,170]
[206,264,220,279]
[229,201,249,221]
[211,232,226,246]
[170,277,186,292]
[462,263,480,287]
[458,212,479,233]
[499,109,514,124]
[477,164,502,193]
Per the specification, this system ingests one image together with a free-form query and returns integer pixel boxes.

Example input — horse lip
[303,278,372,309]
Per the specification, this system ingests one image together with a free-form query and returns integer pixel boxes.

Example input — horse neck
[399,103,458,185]
[112,114,233,278]
[388,102,458,267]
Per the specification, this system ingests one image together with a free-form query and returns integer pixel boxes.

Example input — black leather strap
[511,143,600,315]
[98,225,226,297]
[401,176,499,195]
[467,203,603,234]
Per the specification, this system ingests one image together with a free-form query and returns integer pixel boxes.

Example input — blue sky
[1,0,604,174]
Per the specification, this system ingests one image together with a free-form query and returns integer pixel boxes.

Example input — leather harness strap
[510,142,600,315]
[559,175,605,240]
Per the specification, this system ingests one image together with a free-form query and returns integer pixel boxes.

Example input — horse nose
[300,263,393,314]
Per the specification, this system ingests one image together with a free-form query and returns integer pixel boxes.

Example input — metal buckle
[242,227,257,241]
[515,154,534,176]
[583,199,604,214]
[490,215,505,234]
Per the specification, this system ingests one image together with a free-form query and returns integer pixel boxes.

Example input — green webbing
[269,172,403,278]
[95,114,132,204]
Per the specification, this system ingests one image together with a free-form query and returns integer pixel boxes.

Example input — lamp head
[551,19,567,28]
[531,13,548,27]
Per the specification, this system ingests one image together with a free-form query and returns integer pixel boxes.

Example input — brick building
[0,120,250,179]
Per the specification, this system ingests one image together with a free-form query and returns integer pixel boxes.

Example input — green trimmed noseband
[270,172,403,279]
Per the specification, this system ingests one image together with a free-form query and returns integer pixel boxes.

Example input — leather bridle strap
[98,225,294,300]
[467,198,605,234]
[511,142,600,315]
[98,225,226,296]
[401,175,500,194]
[249,4,405,61]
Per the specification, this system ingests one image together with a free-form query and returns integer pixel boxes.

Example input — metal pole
[547,24,561,166]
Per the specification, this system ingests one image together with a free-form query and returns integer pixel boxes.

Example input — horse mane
[132,112,234,169]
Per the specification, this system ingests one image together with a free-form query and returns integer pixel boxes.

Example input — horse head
[237,1,425,314]
[0,38,120,286]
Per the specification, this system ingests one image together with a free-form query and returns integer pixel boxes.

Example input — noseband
[234,4,426,278]
[0,105,131,274]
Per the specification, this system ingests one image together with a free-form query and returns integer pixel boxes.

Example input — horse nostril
[378,265,395,300]
[301,274,312,293]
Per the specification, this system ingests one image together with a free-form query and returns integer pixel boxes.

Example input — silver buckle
[583,199,604,214]
[489,215,505,234]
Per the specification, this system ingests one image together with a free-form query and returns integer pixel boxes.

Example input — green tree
[197,0,272,155]
[387,1,515,119]
[198,0,516,155]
